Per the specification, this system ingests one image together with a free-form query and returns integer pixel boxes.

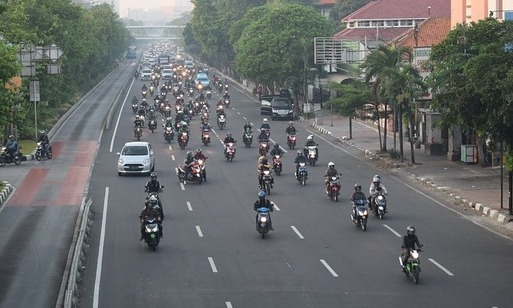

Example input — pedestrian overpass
[125,25,185,40]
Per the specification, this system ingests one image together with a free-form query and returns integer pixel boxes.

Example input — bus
[126,46,137,59]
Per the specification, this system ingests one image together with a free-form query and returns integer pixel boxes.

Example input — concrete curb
[0,181,13,207]
[310,121,511,225]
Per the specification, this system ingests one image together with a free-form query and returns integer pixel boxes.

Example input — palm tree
[360,44,412,152]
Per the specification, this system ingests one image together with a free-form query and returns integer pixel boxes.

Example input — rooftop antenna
[428,6,431,17]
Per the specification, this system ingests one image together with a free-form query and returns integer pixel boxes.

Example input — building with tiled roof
[395,16,451,48]
[314,0,337,19]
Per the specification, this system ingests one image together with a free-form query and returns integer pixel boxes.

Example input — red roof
[342,0,450,21]
[395,17,451,48]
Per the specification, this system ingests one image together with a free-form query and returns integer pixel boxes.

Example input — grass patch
[0,181,4,190]
[19,140,37,155]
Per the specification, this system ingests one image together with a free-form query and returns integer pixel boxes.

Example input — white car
[161,69,173,80]
[140,69,152,81]
[117,141,155,176]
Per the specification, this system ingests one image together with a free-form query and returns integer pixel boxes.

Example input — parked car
[117,141,155,176]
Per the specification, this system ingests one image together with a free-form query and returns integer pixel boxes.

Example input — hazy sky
[117,0,193,17]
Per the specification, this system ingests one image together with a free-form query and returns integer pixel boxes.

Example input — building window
[371,20,385,27]
[400,20,413,26]
[349,21,355,28]
[358,21,370,27]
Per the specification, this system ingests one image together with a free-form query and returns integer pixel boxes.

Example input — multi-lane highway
[71,63,513,308]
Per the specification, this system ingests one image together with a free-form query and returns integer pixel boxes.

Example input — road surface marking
[168,145,172,150]
[383,224,402,237]
[320,259,338,277]
[196,225,203,237]
[186,201,193,211]
[272,203,280,211]
[180,183,185,190]
[208,257,218,273]
[93,187,109,308]
[110,79,136,152]
[428,258,454,276]
[291,226,304,239]
[171,155,175,161]
[225,302,233,308]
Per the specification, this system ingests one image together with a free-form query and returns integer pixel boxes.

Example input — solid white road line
[320,259,339,277]
[208,257,218,273]
[291,226,304,239]
[187,201,193,211]
[110,79,136,152]
[383,224,402,237]
[428,258,454,276]
[225,302,233,308]
[196,225,203,237]
[93,187,109,308]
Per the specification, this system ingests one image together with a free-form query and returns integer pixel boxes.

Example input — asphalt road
[72,68,513,308]
[0,61,136,308]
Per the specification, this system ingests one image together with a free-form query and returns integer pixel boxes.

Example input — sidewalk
[310,113,512,225]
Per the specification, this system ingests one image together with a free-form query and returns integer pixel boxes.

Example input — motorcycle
[225,142,236,162]
[188,88,194,97]
[197,158,207,181]
[141,217,161,251]
[134,127,143,140]
[194,102,201,115]
[149,86,155,96]
[178,131,188,149]
[206,89,212,99]
[224,98,231,108]
[373,192,387,219]
[177,161,203,184]
[258,141,269,156]
[351,199,369,231]
[326,175,341,202]
[201,112,209,123]
[132,102,138,114]
[0,148,22,167]
[287,133,297,149]
[217,114,226,130]
[148,119,157,133]
[163,126,174,143]
[306,145,318,166]
[400,249,422,284]
[243,128,253,148]
[163,105,172,118]
[142,89,147,98]
[272,155,282,176]
[256,207,271,239]
[297,162,308,186]
[201,129,211,146]
[260,170,273,195]
[35,142,53,160]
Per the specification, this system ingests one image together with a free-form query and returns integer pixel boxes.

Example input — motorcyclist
[303,135,318,159]
[293,150,307,178]
[5,135,18,156]
[145,172,163,194]
[175,110,184,125]
[131,95,138,104]
[270,143,284,157]
[139,200,163,241]
[243,121,252,132]
[285,121,297,135]
[257,157,273,188]
[140,98,149,110]
[141,84,148,92]
[134,115,144,128]
[145,194,164,221]
[401,226,423,271]
[194,148,207,161]
[183,150,196,181]
[368,175,388,211]
[178,121,190,134]
[223,133,236,156]
[223,91,230,101]
[324,162,339,192]
[164,117,173,128]
[351,183,367,220]
[253,191,274,230]
[260,118,270,134]
[201,120,211,132]
[38,130,50,155]
[257,128,269,143]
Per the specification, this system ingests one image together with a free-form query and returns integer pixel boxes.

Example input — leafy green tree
[0,41,24,140]
[234,3,332,93]
[331,0,373,20]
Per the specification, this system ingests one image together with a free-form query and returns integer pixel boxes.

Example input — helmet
[246,121,251,125]
[258,191,266,199]
[260,128,266,132]
[263,118,268,123]
[149,195,158,203]
[297,150,302,156]
[406,225,416,236]
[274,143,280,149]
[288,121,293,126]
[40,130,46,135]
[150,172,157,181]
[373,175,381,184]
[261,158,268,164]
[307,135,313,141]
[227,133,232,138]
[328,162,335,169]
[187,150,193,157]
[135,115,140,119]
[166,117,172,121]
[196,148,202,154]
[354,183,362,192]
[8,134,14,140]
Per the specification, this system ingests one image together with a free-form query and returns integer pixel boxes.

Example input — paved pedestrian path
[309,113,512,225]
